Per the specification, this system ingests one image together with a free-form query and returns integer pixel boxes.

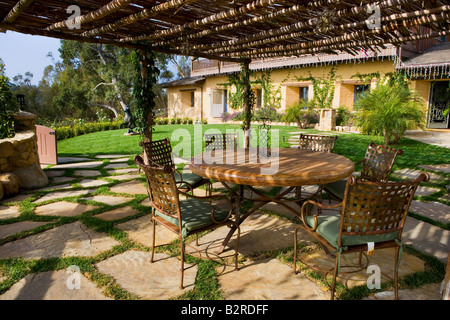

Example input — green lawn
[57,124,450,174]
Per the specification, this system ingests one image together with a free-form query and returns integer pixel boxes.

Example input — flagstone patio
[0,154,448,301]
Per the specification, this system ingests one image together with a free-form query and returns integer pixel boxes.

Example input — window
[299,87,309,102]
[354,84,370,106]
[190,91,195,108]
[256,88,262,108]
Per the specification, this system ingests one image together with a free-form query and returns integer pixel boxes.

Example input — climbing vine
[296,66,339,109]
[132,48,159,140]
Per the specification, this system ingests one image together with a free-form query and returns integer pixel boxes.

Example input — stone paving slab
[57,157,92,163]
[107,168,139,175]
[83,195,135,206]
[392,168,447,184]
[110,157,132,163]
[402,217,450,263]
[33,189,95,204]
[106,174,140,181]
[35,201,98,217]
[186,212,306,258]
[51,161,104,170]
[94,206,137,221]
[0,193,33,204]
[33,183,73,192]
[73,170,102,177]
[415,185,441,197]
[363,283,442,300]
[296,246,425,289]
[116,215,178,247]
[418,164,450,173]
[104,163,129,169]
[409,200,450,224]
[95,250,196,299]
[0,270,112,300]
[95,154,132,159]
[0,206,20,220]
[409,200,450,223]
[45,170,65,178]
[50,176,76,184]
[0,222,120,260]
[78,179,110,188]
[217,258,327,300]
[0,221,49,239]
[109,180,148,195]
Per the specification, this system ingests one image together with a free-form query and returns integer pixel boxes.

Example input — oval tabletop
[190,147,354,187]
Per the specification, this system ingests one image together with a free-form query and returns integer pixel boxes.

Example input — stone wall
[0,112,48,198]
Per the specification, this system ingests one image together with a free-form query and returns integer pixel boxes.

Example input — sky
[0,31,62,85]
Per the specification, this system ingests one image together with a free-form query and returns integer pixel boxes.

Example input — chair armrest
[177,182,234,224]
[300,199,342,231]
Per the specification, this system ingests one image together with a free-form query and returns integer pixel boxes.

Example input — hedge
[54,120,123,141]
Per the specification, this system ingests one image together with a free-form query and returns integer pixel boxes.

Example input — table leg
[217,185,298,254]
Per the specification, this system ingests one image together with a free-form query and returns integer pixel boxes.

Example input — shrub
[354,75,426,145]
[53,120,122,141]
[254,106,283,122]
[282,100,318,128]
[336,106,351,126]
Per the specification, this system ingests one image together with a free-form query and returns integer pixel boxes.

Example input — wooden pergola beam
[119,0,278,42]
[213,10,450,57]
[46,0,134,31]
[238,29,450,60]
[190,0,418,52]
[210,4,450,55]
[82,0,200,38]
[1,0,34,23]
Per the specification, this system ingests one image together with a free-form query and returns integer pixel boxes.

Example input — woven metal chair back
[360,142,403,182]
[135,155,181,223]
[140,138,174,167]
[339,173,427,243]
[204,133,238,151]
[298,134,338,153]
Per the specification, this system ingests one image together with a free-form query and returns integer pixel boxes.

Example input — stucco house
[162,35,450,130]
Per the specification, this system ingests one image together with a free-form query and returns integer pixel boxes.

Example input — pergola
[1,0,450,142]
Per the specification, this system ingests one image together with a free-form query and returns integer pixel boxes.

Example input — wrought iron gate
[428,81,450,129]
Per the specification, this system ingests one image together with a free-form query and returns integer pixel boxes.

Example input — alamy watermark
[66,5,81,30]
[66,265,81,290]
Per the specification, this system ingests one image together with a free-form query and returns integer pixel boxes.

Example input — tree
[59,41,135,119]
[354,74,426,145]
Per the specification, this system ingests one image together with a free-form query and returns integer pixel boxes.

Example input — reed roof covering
[1,0,449,62]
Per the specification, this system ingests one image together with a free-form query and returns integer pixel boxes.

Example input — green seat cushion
[305,214,399,249]
[155,198,229,237]
[176,171,206,189]
[324,179,347,199]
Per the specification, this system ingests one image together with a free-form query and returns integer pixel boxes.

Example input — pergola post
[134,47,157,143]
[242,59,252,148]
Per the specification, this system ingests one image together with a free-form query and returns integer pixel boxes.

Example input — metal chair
[298,133,338,153]
[294,172,430,300]
[204,133,238,151]
[140,138,212,196]
[135,155,240,289]
[295,134,338,200]
[322,142,403,202]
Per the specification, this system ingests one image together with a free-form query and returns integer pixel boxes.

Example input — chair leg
[150,219,156,263]
[293,226,300,274]
[234,225,241,271]
[394,246,400,300]
[180,237,185,289]
[330,254,340,300]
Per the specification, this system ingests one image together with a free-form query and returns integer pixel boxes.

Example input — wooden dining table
[189,147,354,252]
